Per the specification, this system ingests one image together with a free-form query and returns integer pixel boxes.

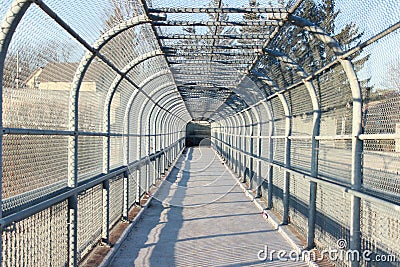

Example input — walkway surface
[108,147,308,267]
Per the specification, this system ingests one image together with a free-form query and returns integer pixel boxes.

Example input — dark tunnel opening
[185,121,211,147]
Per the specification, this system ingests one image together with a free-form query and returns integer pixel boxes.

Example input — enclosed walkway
[108,147,307,266]
[0,0,400,267]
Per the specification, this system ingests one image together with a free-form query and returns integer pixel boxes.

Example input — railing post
[136,167,141,204]
[101,179,110,243]
[123,170,129,221]
[68,195,78,267]
[146,157,151,192]
[235,117,240,174]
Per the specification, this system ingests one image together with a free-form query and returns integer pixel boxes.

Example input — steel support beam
[159,34,273,40]
[154,20,280,27]
[148,7,288,14]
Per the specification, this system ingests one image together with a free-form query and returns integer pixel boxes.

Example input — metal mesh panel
[316,65,353,136]
[45,0,145,45]
[272,137,285,165]
[2,201,68,267]
[286,84,314,136]
[260,160,270,196]
[101,26,157,71]
[327,0,400,44]
[258,104,271,136]
[363,150,400,203]
[140,164,147,194]
[315,184,351,264]
[290,138,312,174]
[2,88,69,130]
[129,136,139,164]
[272,165,284,215]
[364,93,400,136]
[78,136,103,181]
[289,174,309,237]
[315,183,351,266]
[128,169,138,207]
[359,32,395,205]
[77,184,103,260]
[110,136,124,169]
[270,97,286,136]
[260,137,270,161]
[2,135,68,199]
[140,102,156,156]
[318,140,352,184]
[78,61,115,132]
[128,57,170,86]
[2,4,83,130]
[109,84,128,135]
[109,175,124,226]
[257,55,302,90]
[360,200,400,264]
[150,160,157,185]
[129,93,146,158]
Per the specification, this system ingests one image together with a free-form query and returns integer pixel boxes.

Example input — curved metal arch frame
[254,50,322,229]
[103,51,165,173]
[148,96,189,176]
[124,78,166,164]
[157,99,187,144]
[157,101,189,168]
[147,93,190,156]
[122,73,187,203]
[123,69,186,154]
[123,82,175,164]
[137,84,186,159]
[137,86,178,193]
[132,97,187,202]
[159,101,189,141]
[69,14,150,186]
[260,15,363,256]
[237,107,257,186]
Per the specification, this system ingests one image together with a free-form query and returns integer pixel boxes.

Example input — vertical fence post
[101,180,110,243]
[278,94,291,225]
[67,195,78,267]
[136,167,141,204]
[101,115,111,245]
[306,77,321,249]
[235,117,240,174]
[265,102,274,210]
[344,62,363,267]
[256,105,263,198]
[123,170,129,221]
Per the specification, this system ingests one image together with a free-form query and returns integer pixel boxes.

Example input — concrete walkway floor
[108,147,308,267]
